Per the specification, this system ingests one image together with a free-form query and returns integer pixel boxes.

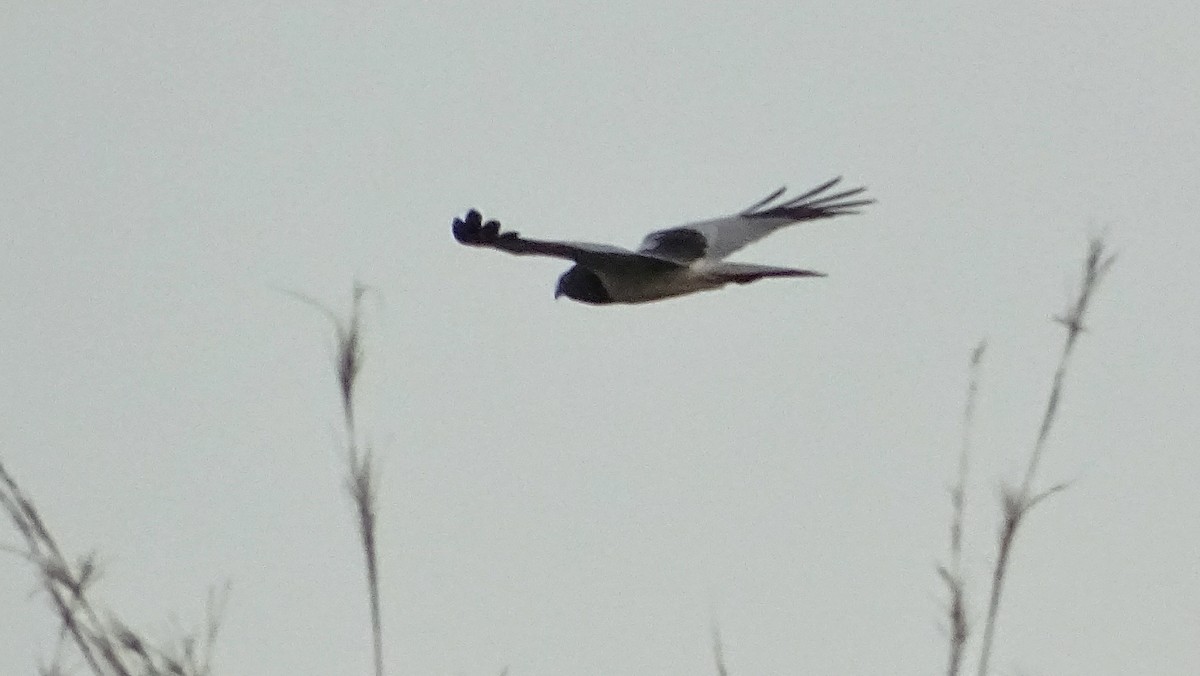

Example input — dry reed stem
[941,340,987,676]
[712,622,729,676]
[1,460,224,676]
[292,283,384,676]
[974,237,1115,676]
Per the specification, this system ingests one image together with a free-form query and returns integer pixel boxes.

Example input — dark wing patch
[638,227,708,263]
[454,209,684,272]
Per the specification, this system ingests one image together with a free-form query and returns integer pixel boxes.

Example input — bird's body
[561,259,818,305]
[584,264,708,304]
[452,177,872,305]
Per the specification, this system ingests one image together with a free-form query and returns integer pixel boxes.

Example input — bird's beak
[554,287,564,300]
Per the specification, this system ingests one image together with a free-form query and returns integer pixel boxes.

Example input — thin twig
[2,460,224,676]
[1020,239,1116,497]
[1,462,119,675]
[975,238,1115,676]
[712,621,729,676]
[292,283,384,676]
[943,340,986,676]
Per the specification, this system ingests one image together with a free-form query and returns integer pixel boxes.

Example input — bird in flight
[452,176,872,305]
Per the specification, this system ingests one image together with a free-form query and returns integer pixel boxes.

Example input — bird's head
[555,266,612,305]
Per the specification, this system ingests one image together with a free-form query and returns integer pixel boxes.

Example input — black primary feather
[741,177,874,221]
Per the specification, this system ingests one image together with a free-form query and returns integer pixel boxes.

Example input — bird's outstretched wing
[638,177,872,263]
[453,209,682,272]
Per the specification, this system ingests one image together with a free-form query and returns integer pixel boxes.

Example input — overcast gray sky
[2,2,1198,674]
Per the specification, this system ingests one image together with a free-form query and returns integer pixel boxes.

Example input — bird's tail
[704,262,826,284]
